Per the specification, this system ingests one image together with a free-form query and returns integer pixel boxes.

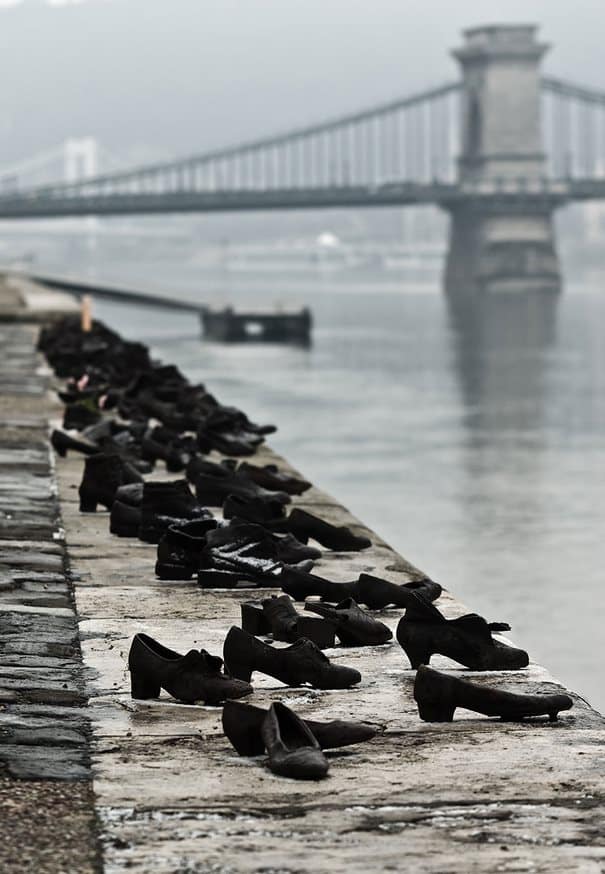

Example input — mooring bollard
[81,294,92,332]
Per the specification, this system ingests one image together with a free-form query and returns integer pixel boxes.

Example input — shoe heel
[130,670,161,699]
[406,645,432,670]
[241,603,271,636]
[79,492,98,513]
[295,617,336,649]
[155,561,193,581]
[396,630,432,669]
[417,700,456,722]
[225,657,253,683]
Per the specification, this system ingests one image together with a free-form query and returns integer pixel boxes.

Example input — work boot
[155,518,219,580]
[139,479,211,543]
[78,452,141,512]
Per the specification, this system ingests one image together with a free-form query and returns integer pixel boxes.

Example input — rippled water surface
[83,263,604,711]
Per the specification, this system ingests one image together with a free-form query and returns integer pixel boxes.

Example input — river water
[70,258,603,712]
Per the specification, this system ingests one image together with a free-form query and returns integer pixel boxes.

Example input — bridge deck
[1,179,603,219]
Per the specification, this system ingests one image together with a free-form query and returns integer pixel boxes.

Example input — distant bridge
[3,25,605,292]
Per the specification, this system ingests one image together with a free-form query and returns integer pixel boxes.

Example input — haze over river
[53,255,605,712]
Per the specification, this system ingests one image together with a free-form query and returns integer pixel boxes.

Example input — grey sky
[1,0,604,168]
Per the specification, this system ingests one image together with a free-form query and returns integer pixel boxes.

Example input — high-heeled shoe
[261,702,329,780]
[223,626,361,689]
[304,598,392,646]
[222,700,377,756]
[128,632,252,705]
[287,508,371,551]
[396,593,528,671]
[280,567,442,609]
[413,665,573,722]
[355,574,442,610]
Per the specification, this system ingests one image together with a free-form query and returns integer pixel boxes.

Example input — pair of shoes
[244,596,391,648]
[281,567,442,610]
[241,595,336,649]
[237,462,311,496]
[223,700,377,756]
[224,700,372,780]
[414,665,573,722]
[192,467,291,508]
[396,593,529,671]
[222,497,370,552]
[305,599,392,646]
[197,523,318,589]
[223,626,361,689]
[128,633,252,705]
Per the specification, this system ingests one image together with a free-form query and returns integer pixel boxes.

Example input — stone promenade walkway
[0,278,100,872]
[1,274,604,873]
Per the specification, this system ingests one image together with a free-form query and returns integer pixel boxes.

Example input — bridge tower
[445,25,561,294]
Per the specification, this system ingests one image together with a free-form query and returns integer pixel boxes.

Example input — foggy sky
[1,0,604,169]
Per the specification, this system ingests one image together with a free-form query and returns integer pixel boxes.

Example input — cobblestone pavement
[0,286,101,873]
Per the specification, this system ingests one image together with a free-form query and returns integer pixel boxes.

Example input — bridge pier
[446,25,561,294]
[444,203,561,294]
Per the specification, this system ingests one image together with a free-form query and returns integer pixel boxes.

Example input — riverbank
[1,273,604,872]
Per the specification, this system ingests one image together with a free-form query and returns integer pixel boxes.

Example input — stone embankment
[1,273,604,873]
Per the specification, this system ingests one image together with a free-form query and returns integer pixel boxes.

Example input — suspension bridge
[3,24,605,292]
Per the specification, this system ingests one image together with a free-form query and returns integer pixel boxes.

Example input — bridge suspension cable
[541,76,605,179]
[0,81,462,204]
